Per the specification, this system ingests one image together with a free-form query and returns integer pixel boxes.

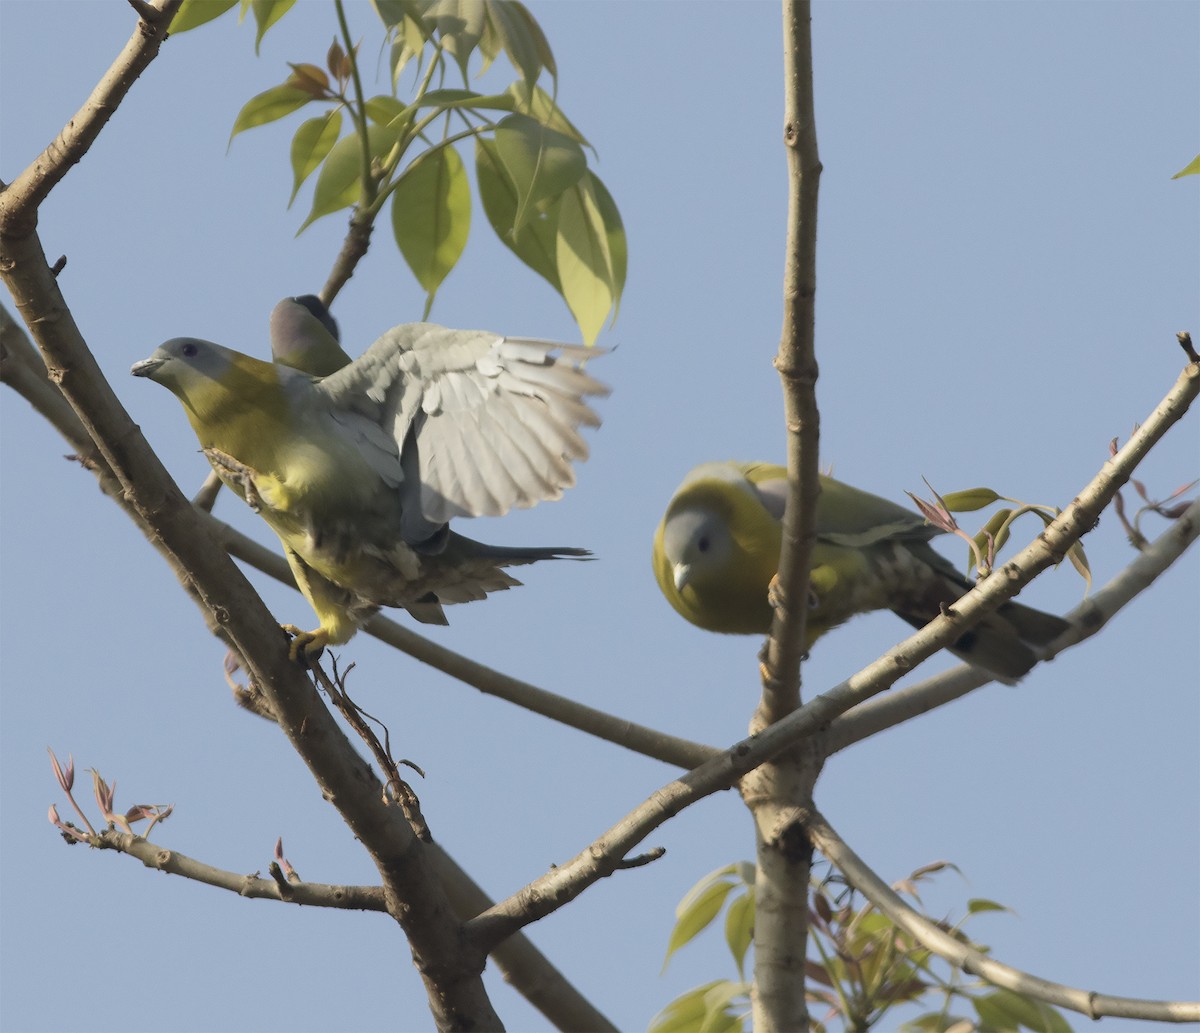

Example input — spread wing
[316,322,607,537]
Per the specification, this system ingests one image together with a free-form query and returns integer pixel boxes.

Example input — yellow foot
[203,447,263,512]
[282,624,329,664]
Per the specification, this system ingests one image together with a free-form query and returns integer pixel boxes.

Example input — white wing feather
[317,323,607,527]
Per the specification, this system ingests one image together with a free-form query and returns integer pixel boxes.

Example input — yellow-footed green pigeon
[653,461,1068,680]
[133,309,606,659]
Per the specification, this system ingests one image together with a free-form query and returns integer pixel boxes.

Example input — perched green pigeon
[269,295,353,376]
[132,315,607,659]
[652,461,1068,680]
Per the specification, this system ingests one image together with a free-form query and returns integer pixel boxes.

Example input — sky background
[2,2,1198,1031]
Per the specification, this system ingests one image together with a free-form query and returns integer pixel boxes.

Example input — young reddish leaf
[286,62,331,98]
[326,37,346,81]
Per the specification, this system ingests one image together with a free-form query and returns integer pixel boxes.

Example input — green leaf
[557,176,615,344]
[966,897,1011,915]
[664,879,736,968]
[365,94,409,128]
[494,113,586,235]
[588,172,627,320]
[476,137,560,289]
[942,487,1002,512]
[973,988,1072,1032]
[429,0,486,78]
[299,123,394,232]
[251,0,295,53]
[1172,153,1200,179]
[416,88,516,113]
[371,0,409,28]
[391,145,471,313]
[484,0,555,83]
[699,980,749,1033]
[289,111,343,207]
[229,85,312,143]
[169,0,238,34]
[649,983,728,1033]
[723,891,755,980]
[1066,540,1091,591]
[901,1012,977,1033]
[506,81,589,146]
[970,507,1013,571]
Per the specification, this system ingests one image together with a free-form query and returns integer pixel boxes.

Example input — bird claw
[204,447,263,512]
[282,624,328,664]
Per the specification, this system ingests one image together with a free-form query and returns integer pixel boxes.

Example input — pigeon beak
[672,562,691,592]
[130,357,165,378]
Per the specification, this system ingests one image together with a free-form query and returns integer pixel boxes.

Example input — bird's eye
[697,535,710,553]
[181,342,198,358]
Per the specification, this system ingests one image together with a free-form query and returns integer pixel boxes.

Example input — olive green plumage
[132,306,606,658]
[653,461,1068,680]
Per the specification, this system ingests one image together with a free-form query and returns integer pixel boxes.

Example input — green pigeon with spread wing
[133,310,606,659]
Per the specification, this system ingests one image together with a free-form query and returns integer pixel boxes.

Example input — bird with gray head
[133,308,607,660]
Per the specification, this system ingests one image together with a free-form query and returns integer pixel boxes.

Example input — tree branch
[748,4,823,1026]
[464,360,1197,952]
[802,806,1200,1024]
[86,829,388,910]
[2,299,716,763]
[0,0,182,224]
[5,304,615,1032]
[761,0,822,725]
[1,39,501,1033]
[824,496,1200,755]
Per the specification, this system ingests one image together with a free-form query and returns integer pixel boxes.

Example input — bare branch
[0,0,182,221]
[89,829,388,910]
[752,5,824,1026]
[802,806,1200,1024]
[761,0,822,724]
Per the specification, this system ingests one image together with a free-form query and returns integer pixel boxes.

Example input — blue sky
[2,2,1197,1031]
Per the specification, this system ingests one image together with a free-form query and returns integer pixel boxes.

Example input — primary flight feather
[132,303,607,659]
[653,461,1068,681]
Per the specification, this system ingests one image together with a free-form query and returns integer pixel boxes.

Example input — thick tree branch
[749,4,823,1027]
[4,304,616,1032]
[1,300,716,770]
[761,0,822,725]
[802,806,1200,1024]
[0,0,182,225]
[0,30,500,1031]
[465,361,1197,952]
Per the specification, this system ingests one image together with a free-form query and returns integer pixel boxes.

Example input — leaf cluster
[173,0,625,340]
[650,861,1074,1033]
